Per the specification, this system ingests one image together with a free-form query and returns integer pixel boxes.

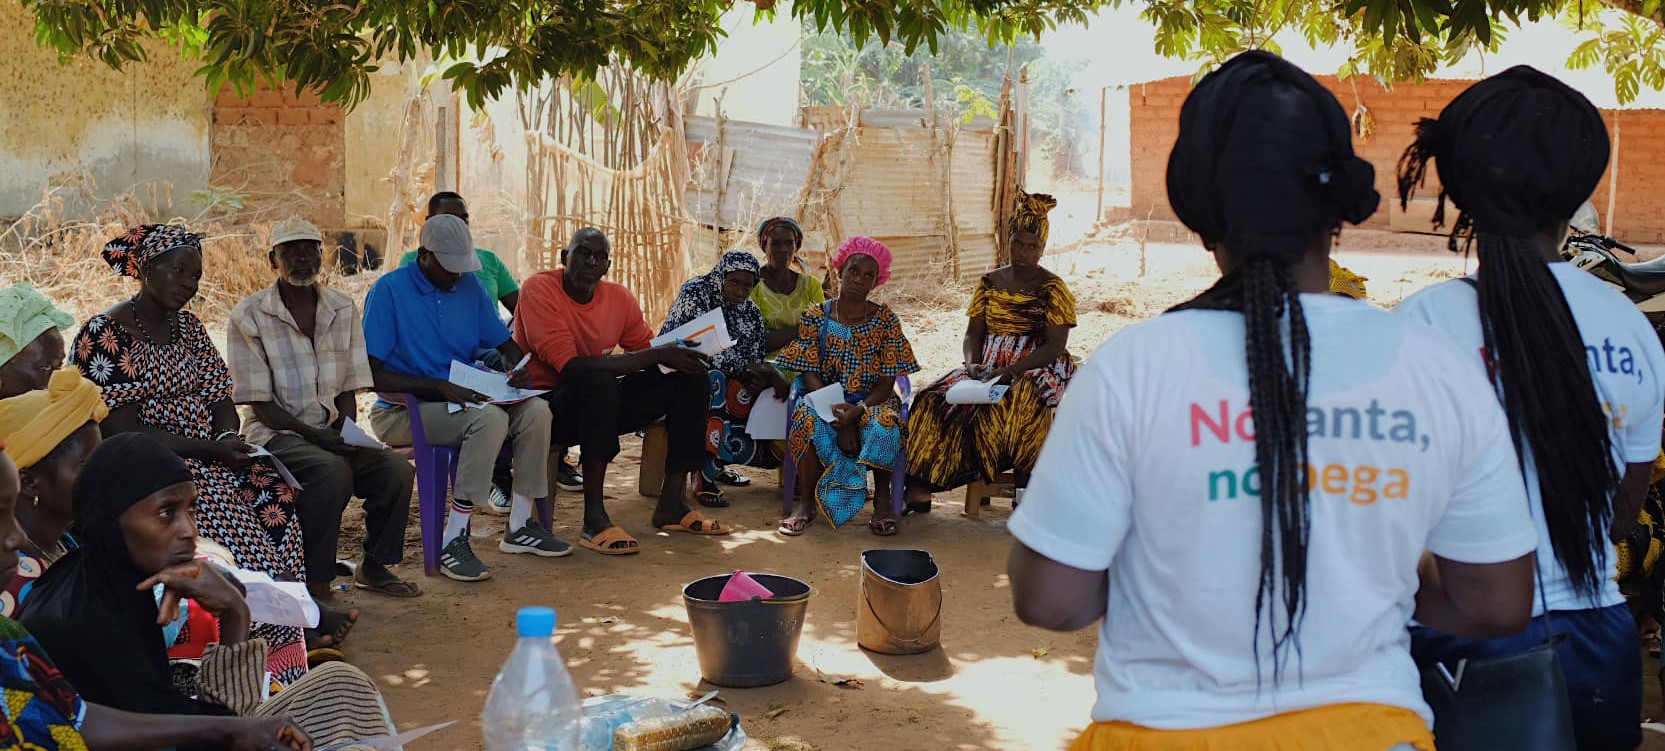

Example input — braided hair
[1397,67,1617,598]
[1165,52,1380,686]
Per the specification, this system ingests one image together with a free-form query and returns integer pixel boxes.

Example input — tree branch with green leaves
[18,0,1665,108]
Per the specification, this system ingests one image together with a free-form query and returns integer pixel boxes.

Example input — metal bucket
[683,573,813,687]
[856,549,941,655]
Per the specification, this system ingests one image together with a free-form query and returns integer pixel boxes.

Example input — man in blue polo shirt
[364,214,563,582]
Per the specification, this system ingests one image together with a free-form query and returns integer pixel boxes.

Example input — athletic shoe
[439,536,492,582]
[500,523,574,558]
[555,460,584,492]
[479,484,511,515]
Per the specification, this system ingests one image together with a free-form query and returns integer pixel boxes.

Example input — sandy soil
[327,234,1641,751]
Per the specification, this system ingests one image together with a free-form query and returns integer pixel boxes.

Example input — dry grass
[0,182,378,327]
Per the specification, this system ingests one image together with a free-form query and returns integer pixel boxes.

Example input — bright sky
[1041,5,1665,110]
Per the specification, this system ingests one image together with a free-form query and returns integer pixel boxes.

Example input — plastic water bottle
[483,606,582,751]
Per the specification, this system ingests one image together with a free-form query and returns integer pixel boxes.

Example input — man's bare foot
[306,605,358,650]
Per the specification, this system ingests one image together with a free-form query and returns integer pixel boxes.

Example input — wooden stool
[637,421,668,496]
[963,471,1017,519]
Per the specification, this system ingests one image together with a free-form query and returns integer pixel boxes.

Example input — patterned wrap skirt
[905,333,1074,490]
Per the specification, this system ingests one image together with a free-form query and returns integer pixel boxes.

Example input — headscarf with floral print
[102,224,203,279]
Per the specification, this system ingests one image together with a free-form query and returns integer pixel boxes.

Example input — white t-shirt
[1397,263,1665,614]
[1009,294,1538,730]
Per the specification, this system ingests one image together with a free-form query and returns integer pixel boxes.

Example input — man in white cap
[362,214,563,582]
[228,219,420,605]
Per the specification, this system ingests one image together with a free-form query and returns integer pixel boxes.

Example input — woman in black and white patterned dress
[72,223,309,686]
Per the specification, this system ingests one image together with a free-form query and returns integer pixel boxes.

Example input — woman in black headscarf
[17,433,395,749]
[1397,67,1665,751]
[1006,51,1538,750]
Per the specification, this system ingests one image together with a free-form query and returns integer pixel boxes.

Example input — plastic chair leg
[535,496,552,529]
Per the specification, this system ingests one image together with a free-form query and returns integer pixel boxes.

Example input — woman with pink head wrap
[774,237,919,536]
[831,236,894,288]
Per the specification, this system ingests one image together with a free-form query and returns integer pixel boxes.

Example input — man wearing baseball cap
[362,214,564,582]
[229,219,422,605]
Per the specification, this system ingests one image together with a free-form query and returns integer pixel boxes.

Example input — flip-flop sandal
[658,511,730,536]
[579,526,640,556]
[307,647,345,667]
[353,573,421,598]
[696,488,730,508]
[777,516,812,537]
[868,518,899,536]
[717,468,752,487]
[903,501,933,516]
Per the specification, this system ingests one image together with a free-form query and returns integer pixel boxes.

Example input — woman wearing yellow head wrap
[0,283,75,399]
[902,189,1078,513]
[0,368,107,616]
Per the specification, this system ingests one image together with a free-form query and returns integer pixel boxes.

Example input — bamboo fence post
[1096,86,1108,226]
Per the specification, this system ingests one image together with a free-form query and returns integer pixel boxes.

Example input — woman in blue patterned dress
[775,237,919,537]
[660,251,792,507]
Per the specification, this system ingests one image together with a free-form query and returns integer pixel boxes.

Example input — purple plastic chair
[781,375,912,517]
[394,394,548,577]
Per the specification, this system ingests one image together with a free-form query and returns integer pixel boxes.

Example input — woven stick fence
[520,70,691,324]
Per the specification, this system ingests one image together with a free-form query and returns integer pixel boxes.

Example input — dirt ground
[327,232,1661,751]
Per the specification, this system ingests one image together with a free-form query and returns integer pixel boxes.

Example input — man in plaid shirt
[228,219,419,604]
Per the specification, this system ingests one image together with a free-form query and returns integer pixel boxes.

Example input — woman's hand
[831,402,864,430]
[655,344,712,375]
[766,369,792,400]
[203,438,253,469]
[837,422,862,457]
[225,717,312,751]
[965,363,990,380]
[140,561,250,629]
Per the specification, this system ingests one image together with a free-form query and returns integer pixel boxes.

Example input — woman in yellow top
[752,217,826,356]
[903,192,1076,512]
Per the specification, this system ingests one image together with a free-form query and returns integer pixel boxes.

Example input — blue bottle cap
[517,606,556,638]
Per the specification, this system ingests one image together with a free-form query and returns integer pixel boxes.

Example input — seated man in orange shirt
[516,228,730,555]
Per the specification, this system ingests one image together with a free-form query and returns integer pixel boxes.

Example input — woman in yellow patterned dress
[903,191,1076,512]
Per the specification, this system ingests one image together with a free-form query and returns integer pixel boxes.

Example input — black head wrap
[1167,50,1379,261]
[1398,65,1610,249]
[17,434,230,718]
[1164,52,1380,688]
[1395,67,1618,598]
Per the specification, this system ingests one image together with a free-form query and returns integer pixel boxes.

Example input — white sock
[445,499,473,542]
[509,493,535,530]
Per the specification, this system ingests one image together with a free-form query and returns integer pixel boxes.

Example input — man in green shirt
[401,191,584,496]
[398,192,521,313]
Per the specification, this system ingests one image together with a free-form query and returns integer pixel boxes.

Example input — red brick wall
[1130,75,1665,243]
[211,84,346,228]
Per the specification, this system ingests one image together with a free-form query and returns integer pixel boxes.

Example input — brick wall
[1129,75,1665,244]
[211,84,346,228]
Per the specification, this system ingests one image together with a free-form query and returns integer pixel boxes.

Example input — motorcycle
[1562,202,1665,329]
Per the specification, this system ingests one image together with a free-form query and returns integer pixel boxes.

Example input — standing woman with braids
[1007,51,1538,751]
[1396,68,1665,751]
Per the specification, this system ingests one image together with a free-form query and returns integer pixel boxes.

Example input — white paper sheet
[650,308,734,374]
[805,382,846,423]
[317,721,455,751]
[745,390,791,440]
[340,419,387,449]
[227,568,320,628]
[945,378,1010,405]
[447,360,549,411]
[247,446,303,490]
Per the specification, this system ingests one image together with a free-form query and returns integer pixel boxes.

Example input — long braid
[1165,49,1378,689]
[1394,66,1620,598]
[1474,233,1617,596]
[1172,257,1314,685]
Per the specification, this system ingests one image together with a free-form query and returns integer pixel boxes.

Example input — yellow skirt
[1070,703,1434,751]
